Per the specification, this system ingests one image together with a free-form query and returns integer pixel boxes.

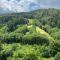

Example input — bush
[1,33,24,43]
[42,47,57,58]
[15,25,29,34]
[42,41,58,58]
[54,52,60,60]
[22,32,49,45]
[23,54,38,60]
[0,50,13,60]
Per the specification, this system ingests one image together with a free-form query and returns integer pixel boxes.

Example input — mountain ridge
[0,9,60,60]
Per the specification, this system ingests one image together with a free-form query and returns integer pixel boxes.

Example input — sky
[0,0,60,13]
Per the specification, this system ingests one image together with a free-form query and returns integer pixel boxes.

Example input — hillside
[0,9,60,60]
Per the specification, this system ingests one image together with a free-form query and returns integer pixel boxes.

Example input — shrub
[54,52,60,60]
[23,54,38,60]
[1,33,24,43]
[22,32,49,45]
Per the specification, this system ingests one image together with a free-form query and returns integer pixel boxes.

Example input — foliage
[54,52,60,60]
[0,9,60,60]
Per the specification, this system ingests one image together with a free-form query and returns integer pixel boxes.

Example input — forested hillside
[0,9,60,60]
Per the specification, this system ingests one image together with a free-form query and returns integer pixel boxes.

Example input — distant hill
[0,9,60,28]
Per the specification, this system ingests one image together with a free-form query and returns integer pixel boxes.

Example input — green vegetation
[0,9,60,60]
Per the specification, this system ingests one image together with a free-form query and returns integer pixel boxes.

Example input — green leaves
[55,52,60,60]
[23,32,49,45]
[0,9,60,60]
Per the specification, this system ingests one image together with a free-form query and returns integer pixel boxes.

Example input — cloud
[0,0,60,13]
[39,0,60,8]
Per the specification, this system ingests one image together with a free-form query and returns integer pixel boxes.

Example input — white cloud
[0,0,41,12]
[0,0,60,13]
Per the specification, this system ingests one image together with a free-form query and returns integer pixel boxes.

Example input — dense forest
[0,9,60,60]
